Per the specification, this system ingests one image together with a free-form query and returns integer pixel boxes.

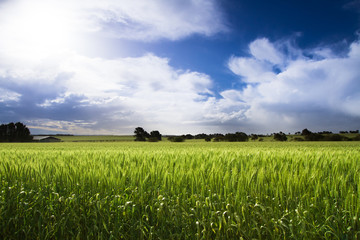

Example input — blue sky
[0,0,359,135]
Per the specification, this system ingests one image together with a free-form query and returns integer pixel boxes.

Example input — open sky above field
[0,0,360,134]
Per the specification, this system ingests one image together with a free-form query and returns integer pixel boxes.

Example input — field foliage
[0,141,359,239]
[56,135,135,142]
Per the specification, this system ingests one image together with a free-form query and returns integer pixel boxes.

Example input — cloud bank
[0,52,216,134]
[2,38,359,134]
[81,0,227,40]
[0,0,226,134]
[0,0,359,134]
[0,0,226,46]
[225,38,360,133]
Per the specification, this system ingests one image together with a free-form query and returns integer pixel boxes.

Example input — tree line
[134,127,360,142]
[134,128,250,142]
[0,122,33,142]
[1,122,358,143]
[134,127,162,142]
[294,128,360,141]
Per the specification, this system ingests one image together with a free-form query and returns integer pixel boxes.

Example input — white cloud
[0,0,227,79]
[0,88,21,102]
[0,0,226,58]
[224,38,360,133]
[2,38,359,134]
[1,0,359,134]
[0,51,216,134]
[0,0,228,134]
[249,38,283,65]
[79,0,227,41]
[228,56,277,83]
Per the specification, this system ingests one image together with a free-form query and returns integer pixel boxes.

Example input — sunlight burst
[0,0,80,60]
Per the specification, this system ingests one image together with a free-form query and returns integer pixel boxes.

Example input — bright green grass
[0,141,359,239]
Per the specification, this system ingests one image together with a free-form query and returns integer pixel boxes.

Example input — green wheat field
[1,141,359,239]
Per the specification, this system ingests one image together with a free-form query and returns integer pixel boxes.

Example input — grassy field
[0,141,359,239]
[53,135,135,142]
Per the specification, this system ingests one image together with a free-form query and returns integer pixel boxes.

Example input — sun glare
[0,0,80,60]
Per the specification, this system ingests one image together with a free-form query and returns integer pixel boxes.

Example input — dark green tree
[301,128,312,136]
[134,127,149,141]
[273,132,287,141]
[194,133,209,139]
[353,134,360,141]
[0,122,33,142]
[323,134,348,141]
[224,132,248,142]
[168,136,185,142]
[183,134,194,139]
[150,130,162,141]
[250,134,259,141]
[212,134,224,142]
[305,133,324,141]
